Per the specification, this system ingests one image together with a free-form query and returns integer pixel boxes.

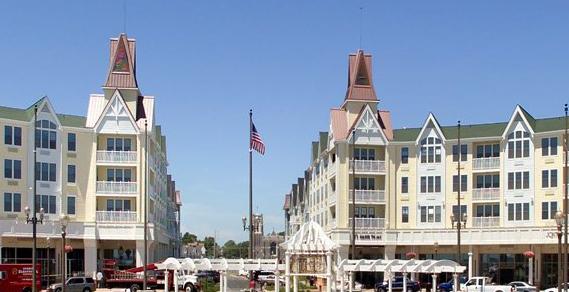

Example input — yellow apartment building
[283,50,564,288]
[0,34,182,281]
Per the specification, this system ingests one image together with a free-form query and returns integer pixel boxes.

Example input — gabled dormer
[93,90,139,135]
[103,33,140,101]
[346,104,388,145]
[342,50,379,115]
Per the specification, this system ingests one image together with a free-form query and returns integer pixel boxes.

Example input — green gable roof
[319,131,328,153]
[311,141,319,162]
[0,99,86,128]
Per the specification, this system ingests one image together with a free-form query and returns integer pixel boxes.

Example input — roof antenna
[359,5,364,49]
[123,0,127,33]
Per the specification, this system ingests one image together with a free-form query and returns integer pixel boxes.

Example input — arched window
[420,137,442,163]
[507,130,530,158]
[35,120,57,149]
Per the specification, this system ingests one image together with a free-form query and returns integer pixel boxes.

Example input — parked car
[337,280,363,291]
[508,281,536,292]
[438,275,468,292]
[543,284,569,292]
[375,276,420,292]
[47,276,96,292]
[255,271,284,284]
[195,270,220,283]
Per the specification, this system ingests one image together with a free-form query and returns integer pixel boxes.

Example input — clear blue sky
[0,1,568,244]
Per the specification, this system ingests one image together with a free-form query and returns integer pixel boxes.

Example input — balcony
[328,192,336,205]
[96,181,137,194]
[350,189,386,203]
[328,163,336,176]
[472,216,500,228]
[348,217,385,229]
[473,157,500,171]
[350,160,386,174]
[472,188,500,201]
[96,211,137,223]
[96,151,137,164]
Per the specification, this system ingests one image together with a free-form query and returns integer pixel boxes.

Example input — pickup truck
[375,276,420,292]
[464,277,514,292]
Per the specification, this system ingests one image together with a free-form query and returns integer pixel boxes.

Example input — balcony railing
[96,211,137,223]
[328,163,336,176]
[472,188,500,201]
[96,181,137,194]
[96,151,137,164]
[328,192,336,205]
[472,216,500,228]
[348,217,385,229]
[350,160,386,173]
[350,189,386,203]
[473,157,500,170]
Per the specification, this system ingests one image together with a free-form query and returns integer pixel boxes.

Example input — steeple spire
[345,49,377,101]
[104,33,138,89]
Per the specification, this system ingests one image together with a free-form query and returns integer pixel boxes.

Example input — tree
[182,232,197,244]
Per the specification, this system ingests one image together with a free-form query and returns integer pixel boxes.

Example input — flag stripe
[250,123,265,155]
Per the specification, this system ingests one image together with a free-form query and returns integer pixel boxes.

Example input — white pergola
[337,258,466,292]
[155,222,467,292]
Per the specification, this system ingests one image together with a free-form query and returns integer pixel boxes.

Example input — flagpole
[249,109,254,280]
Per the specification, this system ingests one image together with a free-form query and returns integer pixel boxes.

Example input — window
[453,175,468,192]
[355,207,375,218]
[475,204,500,217]
[4,159,21,179]
[507,171,530,190]
[507,202,530,221]
[35,120,57,149]
[36,162,56,182]
[106,168,132,182]
[420,206,442,223]
[354,148,376,160]
[106,137,132,151]
[542,201,558,220]
[401,147,409,164]
[401,177,408,194]
[4,126,22,146]
[67,165,76,183]
[476,144,500,158]
[452,144,468,162]
[35,195,56,214]
[3,193,21,212]
[67,196,76,215]
[507,130,530,159]
[420,137,442,163]
[542,169,558,188]
[542,137,558,156]
[420,176,441,193]
[106,199,131,211]
[452,205,467,219]
[67,133,76,152]
[354,177,375,190]
[402,206,409,223]
[475,174,500,189]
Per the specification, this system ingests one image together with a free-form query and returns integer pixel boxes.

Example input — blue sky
[0,1,568,243]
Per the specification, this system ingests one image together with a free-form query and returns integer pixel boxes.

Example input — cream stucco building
[283,50,565,288]
[0,34,182,281]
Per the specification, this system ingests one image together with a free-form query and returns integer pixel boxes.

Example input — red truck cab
[0,264,41,292]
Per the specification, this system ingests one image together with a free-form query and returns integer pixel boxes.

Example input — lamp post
[25,205,44,292]
[60,214,69,292]
[46,237,50,288]
[450,212,467,264]
[351,129,356,260]
[564,104,568,292]
[456,120,463,265]
[556,211,565,292]
[27,104,41,292]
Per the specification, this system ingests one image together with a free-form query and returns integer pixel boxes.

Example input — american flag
[250,122,265,155]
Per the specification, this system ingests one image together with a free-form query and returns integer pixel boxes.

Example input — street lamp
[60,214,69,292]
[25,205,44,292]
[450,212,467,264]
[555,210,564,292]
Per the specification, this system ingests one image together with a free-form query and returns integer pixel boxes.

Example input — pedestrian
[96,271,103,288]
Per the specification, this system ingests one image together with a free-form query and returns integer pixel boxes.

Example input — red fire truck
[0,264,41,292]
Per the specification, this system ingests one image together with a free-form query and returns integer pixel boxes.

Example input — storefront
[479,253,528,284]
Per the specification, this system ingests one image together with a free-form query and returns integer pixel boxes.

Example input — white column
[528,257,534,285]
[164,269,169,292]
[285,252,291,292]
[174,269,179,292]
[432,274,438,292]
[220,272,224,292]
[224,271,228,292]
[275,270,280,292]
[293,276,298,292]
[326,251,333,292]
[136,240,145,267]
[453,273,458,292]
[349,272,353,292]
[83,239,97,278]
[402,272,408,292]
[340,269,345,292]
[388,273,393,292]
[468,252,473,279]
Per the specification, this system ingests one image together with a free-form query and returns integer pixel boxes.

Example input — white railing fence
[472,216,500,227]
[96,151,137,163]
[351,189,386,203]
[350,160,386,173]
[473,157,500,170]
[472,188,500,201]
[96,181,137,194]
[348,217,385,229]
[96,211,137,223]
